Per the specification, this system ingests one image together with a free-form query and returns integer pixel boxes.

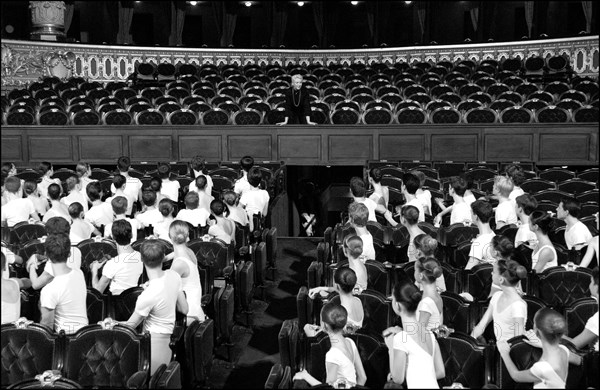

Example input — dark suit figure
[276,74,316,126]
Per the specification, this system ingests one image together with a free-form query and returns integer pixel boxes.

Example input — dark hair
[450,176,468,197]
[111,196,128,215]
[223,190,238,206]
[190,155,206,172]
[414,234,438,257]
[560,197,581,218]
[140,239,165,269]
[75,161,90,178]
[248,166,262,188]
[492,235,514,260]
[0,252,5,272]
[240,156,254,172]
[369,167,383,183]
[45,217,71,235]
[320,302,348,332]
[534,308,567,343]
[158,162,171,179]
[497,259,528,285]
[159,198,174,217]
[410,170,426,188]
[112,174,126,190]
[38,161,53,175]
[86,181,103,202]
[530,210,554,235]
[416,257,443,283]
[349,176,366,197]
[471,200,493,223]
[68,202,84,218]
[1,162,15,176]
[516,193,538,215]
[210,199,226,216]
[185,191,199,209]
[23,180,38,196]
[402,173,420,195]
[47,183,62,200]
[142,190,157,207]
[65,175,79,192]
[194,175,207,190]
[334,267,357,293]
[117,156,131,172]
[401,205,419,225]
[150,177,162,192]
[593,267,599,286]
[504,163,525,186]
[45,233,71,263]
[461,172,475,190]
[112,219,133,246]
[392,279,422,313]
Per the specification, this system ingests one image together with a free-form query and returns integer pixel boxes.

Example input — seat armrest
[223,265,234,284]
[170,325,184,354]
[201,293,212,308]
[292,379,311,388]
[126,370,148,389]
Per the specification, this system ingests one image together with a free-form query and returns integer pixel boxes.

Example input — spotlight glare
[297,1,304,6]
[405,1,412,4]
[245,1,251,7]
[351,1,358,5]
[189,1,197,5]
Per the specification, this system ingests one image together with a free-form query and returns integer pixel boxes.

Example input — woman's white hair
[291,74,303,82]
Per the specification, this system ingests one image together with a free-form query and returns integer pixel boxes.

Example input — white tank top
[532,244,558,271]
[1,279,21,325]
[175,256,205,324]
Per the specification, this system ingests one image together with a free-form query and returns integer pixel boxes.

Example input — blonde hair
[291,74,303,82]
[494,175,514,197]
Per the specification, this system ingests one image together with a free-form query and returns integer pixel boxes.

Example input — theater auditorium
[1,1,598,388]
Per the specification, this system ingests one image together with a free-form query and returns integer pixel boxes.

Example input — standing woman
[168,221,205,325]
[276,74,316,126]
[384,279,445,388]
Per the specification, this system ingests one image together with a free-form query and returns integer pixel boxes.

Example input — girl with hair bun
[489,235,524,297]
[153,198,175,242]
[207,199,235,245]
[529,210,558,273]
[414,234,447,292]
[471,259,528,343]
[367,167,389,210]
[497,307,582,388]
[414,257,444,332]
[383,280,445,388]
[168,220,206,325]
[293,302,367,388]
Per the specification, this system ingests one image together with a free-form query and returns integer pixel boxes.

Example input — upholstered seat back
[437,332,489,388]
[346,333,389,389]
[535,267,592,312]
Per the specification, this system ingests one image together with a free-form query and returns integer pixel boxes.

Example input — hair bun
[432,266,443,279]
[515,265,528,279]
[411,291,422,302]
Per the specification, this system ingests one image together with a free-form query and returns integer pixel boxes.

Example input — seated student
[1,162,23,198]
[308,267,364,333]
[27,217,83,290]
[84,181,114,232]
[135,190,163,230]
[493,175,518,229]
[188,155,214,196]
[471,259,527,343]
[61,175,88,213]
[43,183,71,223]
[75,161,96,205]
[293,302,367,388]
[37,161,61,200]
[68,202,100,245]
[350,176,396,226]
[189,175,213,213]
[39,233,88,334]
[175,191,210,228]
[24,180,49,218]
[348,202,376,261]
[111,156,143,206]
[104,196,139,242]
[383,280,445,388]
[91,219,143,295]
[465,200,496,270]
[413,234,447,292]
[1,245,23,280]
[489,235,524,297]
[411,170,432,217]
[557,196,593,250]
[239,166,270,230]
[158,162,180,202]
[505,163,526,202]
[414,257,444,332]
[121,239,188,375]
[563,267,599,351]
[515,193,538,248]
[233,155,254,196]
[2,252,31,324]
[105,174,136,217]
[498,308,582,388]
[367,167,389,210]
[401,205,426,263]
[342,235,368,292]
[144,177,165,206]
[1,176,40,227]
[223,190,249,228]
[434,176,472,226]
[168,221,206,325]
[529,211,559,273]
[579,213,599,269]
[153,198,176,242]
[434,173,477,222]
[207,200,235,245]
[402,173,425,223]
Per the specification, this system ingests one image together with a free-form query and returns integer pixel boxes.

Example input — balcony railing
[1,36,598,94]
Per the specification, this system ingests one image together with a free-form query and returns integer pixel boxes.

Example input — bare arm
[122,312,145,329]
[40,306,55,330]
[565,329,598,350]
[579,237,598,268]
[354,349,367,386]
[433,339,445,380]
[471,304,493,339]
[176,290,188,315]
[533,247,554,273]
[497,340,541,383]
